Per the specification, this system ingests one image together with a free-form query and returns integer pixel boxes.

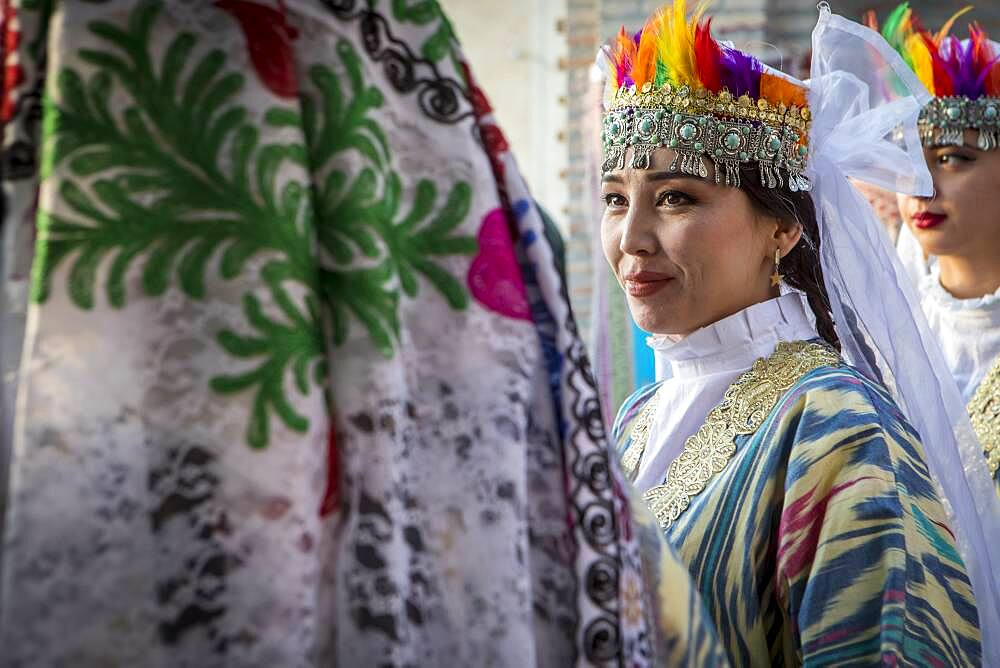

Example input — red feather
[862,9,878,32]
[970,23,1000,95]
[921,32,954,96]
[987,61,1000,96]
[694,19,722,92]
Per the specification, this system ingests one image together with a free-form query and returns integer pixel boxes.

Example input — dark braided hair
[738,163,841,351]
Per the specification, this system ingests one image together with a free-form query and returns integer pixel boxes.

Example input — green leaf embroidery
[369,172,476,307]
[323,262,401,359]
[298,48,390,171]
[32,2,479,448]
[211,284,323,449]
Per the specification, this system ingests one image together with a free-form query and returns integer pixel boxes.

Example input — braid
[738,164,841,351]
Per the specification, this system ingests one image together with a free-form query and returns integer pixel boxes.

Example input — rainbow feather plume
[602,0,794,105]
[875,3,1000,99]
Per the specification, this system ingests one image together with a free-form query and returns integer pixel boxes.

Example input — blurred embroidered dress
[0,2,727,666]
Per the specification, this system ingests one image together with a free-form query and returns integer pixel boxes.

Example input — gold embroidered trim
[631,340,839,530]
[968,356,1000,478]
[622,387,663,481]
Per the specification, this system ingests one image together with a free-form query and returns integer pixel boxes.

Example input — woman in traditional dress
[872,4,1000,496]
[600,1,1000,664]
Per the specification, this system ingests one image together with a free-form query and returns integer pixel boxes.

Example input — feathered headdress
[867,3,1000,149]
[599,0,812,190]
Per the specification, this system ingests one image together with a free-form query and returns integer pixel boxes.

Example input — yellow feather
[658,0,699,87]
[905,34,935,94]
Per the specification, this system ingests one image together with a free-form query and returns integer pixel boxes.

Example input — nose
[619,205,658,257]
[919,172,940,202]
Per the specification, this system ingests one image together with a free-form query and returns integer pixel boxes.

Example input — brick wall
[563,0,601,339]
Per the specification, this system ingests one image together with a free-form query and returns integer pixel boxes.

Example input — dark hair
[738,163,841,350]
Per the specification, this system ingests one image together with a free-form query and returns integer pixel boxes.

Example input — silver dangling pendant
[725,161,740,188]
[978,129,998,151]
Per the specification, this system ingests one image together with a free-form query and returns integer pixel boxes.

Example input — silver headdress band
[601,82,812,192]
[919,96,1000,150]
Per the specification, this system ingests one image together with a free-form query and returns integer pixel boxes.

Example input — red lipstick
[912,212,947,229]
[623,270,674,298]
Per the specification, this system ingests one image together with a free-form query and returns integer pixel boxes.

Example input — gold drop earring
[770,248,784,288]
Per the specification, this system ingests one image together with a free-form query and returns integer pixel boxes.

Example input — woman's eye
[938,153,972,166]
[657,190,693,206]
[603,193,627,208]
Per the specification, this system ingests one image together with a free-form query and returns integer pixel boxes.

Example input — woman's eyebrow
[644,170,704,183]
[602,171,705,184]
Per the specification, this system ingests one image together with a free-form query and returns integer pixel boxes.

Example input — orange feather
[633,22,659,89]
[611,26,638,88]
[760,72,807,108]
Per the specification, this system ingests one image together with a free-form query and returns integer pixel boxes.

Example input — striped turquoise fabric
[615,364,982,666]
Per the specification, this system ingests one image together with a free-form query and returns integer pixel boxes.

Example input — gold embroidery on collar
[628,340,839,530]
[622,387,663,481]
[968,356,1000,478]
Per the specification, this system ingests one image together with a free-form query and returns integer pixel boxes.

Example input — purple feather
[943,37,979,97]
[974,56,1000,95]
[719,46,762,98]
[938,35,994,98]
[618,29,641,89]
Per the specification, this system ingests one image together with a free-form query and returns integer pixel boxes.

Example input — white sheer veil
[806,5,1000,659]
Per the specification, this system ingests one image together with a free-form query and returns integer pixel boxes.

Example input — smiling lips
[623,270,675,297]
[912,211,947,229]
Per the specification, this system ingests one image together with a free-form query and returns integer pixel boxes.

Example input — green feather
[654,59,670,87]
[881,2,909,48]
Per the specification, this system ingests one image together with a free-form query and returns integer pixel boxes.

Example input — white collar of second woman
[920,264,1000,314]
[646,290,818,381]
